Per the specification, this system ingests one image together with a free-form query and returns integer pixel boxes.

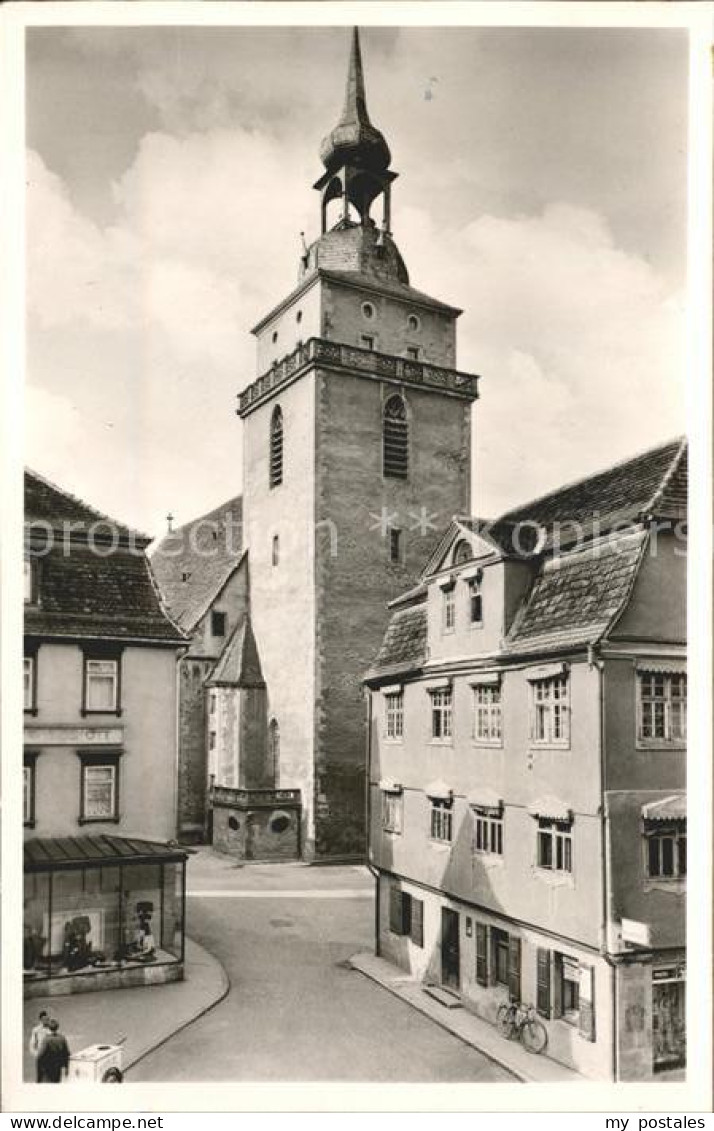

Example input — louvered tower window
[269,405,283,488]
[383,394,408,479]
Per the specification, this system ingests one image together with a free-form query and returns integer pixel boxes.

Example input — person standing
[28,1010,50,1083]
[37,1018,70,1083]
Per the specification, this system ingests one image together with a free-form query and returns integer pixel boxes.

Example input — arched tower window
[268,719,280,787]
[453,539,473,565]
[269,406,283,488]
[383,394,408,479]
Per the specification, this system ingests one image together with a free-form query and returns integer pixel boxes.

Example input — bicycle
[496,1001,548,1054]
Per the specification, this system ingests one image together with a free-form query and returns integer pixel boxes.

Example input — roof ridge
[640,436,688,517]
[155,493,243,544]
[25,466,146,539]
[498,435,686,521]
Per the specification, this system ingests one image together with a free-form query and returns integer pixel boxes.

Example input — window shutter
[536,947,551,1018]
[553,954,563,1019]
[507,936,522,1003]
[475,922,488,986]
[578,964,596,1042]
[411,898,424,948]
[389,884,403,935]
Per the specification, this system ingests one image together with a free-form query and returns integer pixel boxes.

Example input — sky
[25,23,689,538]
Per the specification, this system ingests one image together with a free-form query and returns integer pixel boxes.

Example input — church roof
[207,615,265,688]
[150,496,243,632]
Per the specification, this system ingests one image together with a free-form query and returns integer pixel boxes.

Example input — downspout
[364,685,381,956]
[590,641,618,1083]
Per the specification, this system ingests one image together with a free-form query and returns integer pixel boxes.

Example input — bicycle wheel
[521,1017,548,1054]
[496,1004,515,1039]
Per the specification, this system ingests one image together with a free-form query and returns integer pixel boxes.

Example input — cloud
[26,130,685,533]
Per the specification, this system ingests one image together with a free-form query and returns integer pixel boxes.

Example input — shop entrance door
[441,907,460,991]
[652,979,686,1071]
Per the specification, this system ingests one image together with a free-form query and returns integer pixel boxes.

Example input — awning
[467,787,503,814]
[24,835,187,872]
[636,659,687,675]
[425,780,454,801]
[642,794,686,821]
[527,662,568,682]
[378,779,404,794]
[469,672,501,687]
[528,796,573,822]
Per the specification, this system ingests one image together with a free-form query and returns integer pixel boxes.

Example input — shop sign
[652,964,686,982]
[621,918,651,947]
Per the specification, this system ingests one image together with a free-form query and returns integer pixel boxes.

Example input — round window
[228,816,240,832]
[270,811,291,835]
[362,302,375,321]
[407,314,421,332]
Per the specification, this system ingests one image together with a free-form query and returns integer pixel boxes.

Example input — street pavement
[128,851,516,1083]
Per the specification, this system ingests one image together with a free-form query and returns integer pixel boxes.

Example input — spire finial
[343,27,369,125]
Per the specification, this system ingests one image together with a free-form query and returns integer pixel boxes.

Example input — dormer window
[453,539,473,566]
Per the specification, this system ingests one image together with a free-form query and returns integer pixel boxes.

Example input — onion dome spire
[319,27,391,176]
[315,28,397,230]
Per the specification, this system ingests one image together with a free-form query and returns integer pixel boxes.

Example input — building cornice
[238,336,479,418]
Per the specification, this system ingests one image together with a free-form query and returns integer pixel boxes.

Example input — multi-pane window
[645,820,686,878]
[639,672,687,742]
[382,791,403,834]
[469,580,483,625]
[81,763,118,821]
[385,691,404,740]
[24,657,35,712]
[430,687,452,741]
[269,405,284,488]
[531,676,569,745]
[537,818,573,873]
[383,395,408,479]
[473,685,501,743]
[430,799,453,843]
[557,953,581,1022]
[473,808,504,855]
[442,586,456,633]
[84,659,119,713]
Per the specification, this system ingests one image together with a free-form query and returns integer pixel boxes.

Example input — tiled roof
[499,437,687,537]
[24,473,185,644]
[150,496,243,632]
[502,528,648,655]
[456,516,543,558]
[25,469,146,541]
[24,835,187,871]
[320,269,461,315]
[207,616,265,688]
[367,602,428,679]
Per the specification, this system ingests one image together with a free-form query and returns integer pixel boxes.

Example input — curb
[349,956,530,1083]
[124,937,231,1076]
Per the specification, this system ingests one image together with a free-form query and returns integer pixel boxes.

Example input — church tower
[238,29,479,860]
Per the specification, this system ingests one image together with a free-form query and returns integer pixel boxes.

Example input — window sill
[81,710,123,718]
[473,852,504,868]
[78,816,121,826]
[24,708,39,717]
[529,743,570,752]
[383,828,402,837]
[429,838,452,849]
[533,867,574,889]
[643,877,686,894]
[428,740,453,747]
[24,819,36,829]
[636,741,686,752]
[472,739,503,749]
[383,737,404,746]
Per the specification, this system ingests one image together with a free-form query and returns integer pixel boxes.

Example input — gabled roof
[421,516,541,577]
[207,615,265,688]
[150,496,243,632]
[499,437,687,537]
[502,527,648,655]
[366,601,428,680]
[24,471,185,645]
[25,468,147,542]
